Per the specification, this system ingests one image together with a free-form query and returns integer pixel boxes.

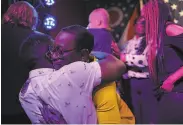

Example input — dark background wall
[49,0,88,38]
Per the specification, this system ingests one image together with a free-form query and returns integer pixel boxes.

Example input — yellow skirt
[93,82,135,124]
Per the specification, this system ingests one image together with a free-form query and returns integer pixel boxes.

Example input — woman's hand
[161,66,183,92]
[161,75,176,92]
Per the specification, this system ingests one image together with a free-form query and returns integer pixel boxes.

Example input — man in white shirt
[19,25,126,124]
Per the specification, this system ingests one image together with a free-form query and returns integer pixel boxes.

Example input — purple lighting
[44,16,56,30]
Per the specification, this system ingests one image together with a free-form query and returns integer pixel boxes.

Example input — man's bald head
[88,8,110,29]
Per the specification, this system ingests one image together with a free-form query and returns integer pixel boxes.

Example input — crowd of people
[2,0,183,124]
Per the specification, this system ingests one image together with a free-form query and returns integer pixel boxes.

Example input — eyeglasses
[45,44,76,61]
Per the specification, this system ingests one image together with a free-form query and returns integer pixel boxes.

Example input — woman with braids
[135,0,183,123]
[119,0,183,123]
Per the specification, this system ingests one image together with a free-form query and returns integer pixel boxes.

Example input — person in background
[122,16,148,79]
[116,16,157,124]
[19,25,127,124]
[87,8,113,53]
[140,0,183,123]
[87,8,135,124]
[118,0,183,123]
[1,1,40,123]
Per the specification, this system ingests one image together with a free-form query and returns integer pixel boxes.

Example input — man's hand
[111,41,121,59]
[120,53,126,62]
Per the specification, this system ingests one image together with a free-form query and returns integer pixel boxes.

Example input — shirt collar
[29,68,55,79]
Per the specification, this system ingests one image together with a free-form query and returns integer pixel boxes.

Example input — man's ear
[81,49,90,62]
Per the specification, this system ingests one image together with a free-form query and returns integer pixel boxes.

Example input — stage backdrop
[163,0,183,26]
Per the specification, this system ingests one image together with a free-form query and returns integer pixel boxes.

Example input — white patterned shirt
[122,36,149,79]
[19,61,101,124]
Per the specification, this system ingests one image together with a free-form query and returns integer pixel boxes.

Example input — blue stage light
[45,0,55,6]
[43,16,56,30]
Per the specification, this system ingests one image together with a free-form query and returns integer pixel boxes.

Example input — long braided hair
[142,0,173,83]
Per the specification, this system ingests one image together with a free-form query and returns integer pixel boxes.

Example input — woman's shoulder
[165,22,183,36]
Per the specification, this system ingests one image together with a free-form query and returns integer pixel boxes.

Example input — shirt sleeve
[61,61,101,94]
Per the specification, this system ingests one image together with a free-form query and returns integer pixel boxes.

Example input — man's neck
[99,24,110,30]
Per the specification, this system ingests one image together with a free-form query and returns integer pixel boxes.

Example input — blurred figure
[2,1,39,123]
[87,8,135,124]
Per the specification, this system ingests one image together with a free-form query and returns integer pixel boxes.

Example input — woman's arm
[166,23,183,36]
[161,66,183,92]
